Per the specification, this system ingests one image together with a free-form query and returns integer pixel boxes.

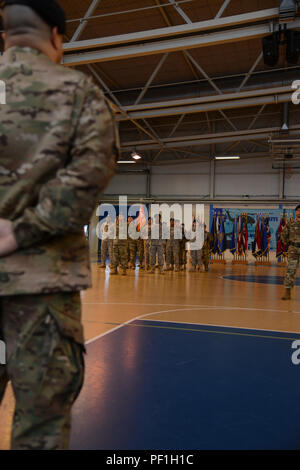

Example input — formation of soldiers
[99,215,212,276]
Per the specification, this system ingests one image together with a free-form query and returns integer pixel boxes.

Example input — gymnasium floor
[1,262,300,450]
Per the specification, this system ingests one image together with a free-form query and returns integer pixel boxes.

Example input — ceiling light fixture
[215,156,240,160]
[131,150,142,160]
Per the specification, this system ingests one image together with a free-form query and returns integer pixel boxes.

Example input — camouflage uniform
[281,219,300,288]
[150,223,164,269]
[137,238,145,269]
[166,225,181,270]
[111,221,128,271]
[100,220,113,266]
[142,224,151,270]
[0,46,117,449]
[179,227,187,269]
[202,231,213,271]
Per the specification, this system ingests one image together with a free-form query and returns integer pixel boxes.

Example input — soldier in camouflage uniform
[0,0,118,450]
[202,224,213,272]
[150,214,164,274]
[165,218,181,272]
[127,216,137,269]
[143,217,152,270]
[179,223,187,270]
[99,216,113,268]
[189,220,203,272]
[281,205,300,300]
[111,215,128,276]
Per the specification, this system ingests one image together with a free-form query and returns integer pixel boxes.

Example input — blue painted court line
[70,320,300,450]
[223,275,300,285]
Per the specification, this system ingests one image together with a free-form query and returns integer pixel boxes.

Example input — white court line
[85,308,185,345]
[85,305,300,345]
[138,317,300,336]
[82,302,299,315]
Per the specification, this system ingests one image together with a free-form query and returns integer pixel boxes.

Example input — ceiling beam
[116,86,293,120]
[63,8,279,53]
[120,124,300,151]
[65,18,298,65]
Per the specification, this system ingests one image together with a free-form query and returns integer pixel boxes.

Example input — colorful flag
[210,214,217,254]
[217,215,226,254]
[276,217,284,258]
[252,215,262,258]
[137,204,147,231]
[261,216,271,256]
[237,214,248,255]
[230,214,237,255]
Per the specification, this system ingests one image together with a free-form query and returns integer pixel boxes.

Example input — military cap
[296,205,300,211]
[3,0,66,35]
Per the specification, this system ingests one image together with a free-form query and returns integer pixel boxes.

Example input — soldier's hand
[0,219,18,256]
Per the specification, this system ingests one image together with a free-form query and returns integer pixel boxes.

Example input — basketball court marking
[83,301,300,315]
[85,305,300,345]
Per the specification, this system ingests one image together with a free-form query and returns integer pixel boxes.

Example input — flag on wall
[261,216,271,256]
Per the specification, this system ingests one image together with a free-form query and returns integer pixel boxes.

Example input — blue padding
[70,321,300,450]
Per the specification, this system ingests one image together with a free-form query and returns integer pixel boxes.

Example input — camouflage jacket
[0,46,118,296]
[281,219,300,245]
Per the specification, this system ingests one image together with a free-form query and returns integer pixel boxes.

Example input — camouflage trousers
[191,249,203,267]
[101,239,113,265]
[179,246,187,266]
[166,242,180,267]
[127,240,137,266]
[137,239,144,267]
[112,240,128,269]
[150,244,164,266]
[0,292,84,450]
[284,246,300,288]
[145,241,151,267]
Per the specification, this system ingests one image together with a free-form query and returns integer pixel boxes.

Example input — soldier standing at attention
[111,215,128,276]
[143,217,152,270]
[202,224,213,272]
[99,215,112,268]
[281,205,300,300]
[0,0,117,450]
[165,218,180,272]
[150,214,164,274]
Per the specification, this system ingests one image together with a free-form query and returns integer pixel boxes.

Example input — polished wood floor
[1,262,299,450]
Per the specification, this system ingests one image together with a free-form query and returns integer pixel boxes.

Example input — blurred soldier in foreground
[281,205,300,300]
[0,0,117,450]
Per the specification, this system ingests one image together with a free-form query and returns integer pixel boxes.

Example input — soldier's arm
[12,77,119,249]
[281,224,290,244]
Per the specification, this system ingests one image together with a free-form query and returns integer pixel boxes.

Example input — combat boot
[189,266,196,272]
[174,266,179,272]
[282,288,291,300]
[146,265,151,271]
[110,267,118,275]
[149,267,155,274]
[164,265,171,271]
[121,268,127,276]
[159,267,164,275]
[98,263,106,269]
